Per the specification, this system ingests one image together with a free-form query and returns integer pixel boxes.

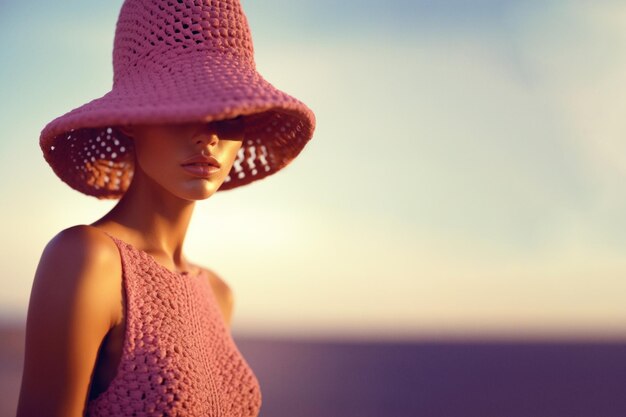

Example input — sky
[1,0,626,340]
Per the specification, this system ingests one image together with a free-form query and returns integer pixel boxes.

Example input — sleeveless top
[85,232,262,417]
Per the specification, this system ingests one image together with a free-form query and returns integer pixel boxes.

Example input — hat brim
[40,60,316,198]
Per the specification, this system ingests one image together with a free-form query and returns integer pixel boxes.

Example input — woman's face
[120,117,245,201]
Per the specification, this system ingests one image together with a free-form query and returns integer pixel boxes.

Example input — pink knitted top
[85,232,262,416]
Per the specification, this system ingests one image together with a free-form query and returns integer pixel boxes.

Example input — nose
[193,123,219,147]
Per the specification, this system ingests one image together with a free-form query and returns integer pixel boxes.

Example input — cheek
[134,138,180,174]
[221,141,243,168]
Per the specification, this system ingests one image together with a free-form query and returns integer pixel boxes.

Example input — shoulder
[40,224,120,267]
[32,224,122,327]
[198,266,235,326]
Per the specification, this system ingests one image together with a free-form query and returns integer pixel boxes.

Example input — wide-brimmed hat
[39,0,316,199]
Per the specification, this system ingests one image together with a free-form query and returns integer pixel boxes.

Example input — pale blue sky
[1,0,626,340]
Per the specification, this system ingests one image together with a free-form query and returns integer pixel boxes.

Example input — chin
[174,182,222,201]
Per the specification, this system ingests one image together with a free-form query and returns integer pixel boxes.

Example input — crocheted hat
[39,0,316,199]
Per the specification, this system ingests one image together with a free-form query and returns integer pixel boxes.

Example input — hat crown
[112,0,256,87]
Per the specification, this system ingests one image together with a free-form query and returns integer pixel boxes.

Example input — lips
[181,164,221,178]
[180,154,221,168]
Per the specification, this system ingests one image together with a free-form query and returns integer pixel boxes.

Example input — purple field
[2,323,626,417]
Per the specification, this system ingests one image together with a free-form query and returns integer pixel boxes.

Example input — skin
[16,117,245,417]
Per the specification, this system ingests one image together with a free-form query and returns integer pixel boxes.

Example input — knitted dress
[85,232,262,417]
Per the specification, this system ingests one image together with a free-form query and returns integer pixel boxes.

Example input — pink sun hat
[39,0,316,199]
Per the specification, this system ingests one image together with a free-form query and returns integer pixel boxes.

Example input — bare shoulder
[203,266,233,297]
[197,265,235,326]
[16,225,122,417]
[37,225,120,269]
[30,224,123,324]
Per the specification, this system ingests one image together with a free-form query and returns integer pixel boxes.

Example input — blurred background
[2,0,626,416]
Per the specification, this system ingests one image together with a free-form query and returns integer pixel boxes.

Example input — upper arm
[16,225,122,417]
[204,268,235,327]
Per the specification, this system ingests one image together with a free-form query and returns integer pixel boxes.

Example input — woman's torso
[83,226,262,416]
[87,247,204,401]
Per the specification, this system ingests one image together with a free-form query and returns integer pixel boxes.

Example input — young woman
[16,0,315,416]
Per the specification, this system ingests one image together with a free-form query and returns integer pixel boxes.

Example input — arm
[16,226,121,417]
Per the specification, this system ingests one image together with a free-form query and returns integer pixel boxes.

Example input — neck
[97,168,196,265]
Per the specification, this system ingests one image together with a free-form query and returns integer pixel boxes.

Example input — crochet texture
[39,0,316,199]
[85,232,262,416]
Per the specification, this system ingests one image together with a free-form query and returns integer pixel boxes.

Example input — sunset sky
[1,0,626,340]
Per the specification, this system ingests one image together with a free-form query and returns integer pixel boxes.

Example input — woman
[16,0,316,416]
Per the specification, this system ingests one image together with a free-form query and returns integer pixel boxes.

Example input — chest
[89,273,223,400]
[85,267,261,416]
